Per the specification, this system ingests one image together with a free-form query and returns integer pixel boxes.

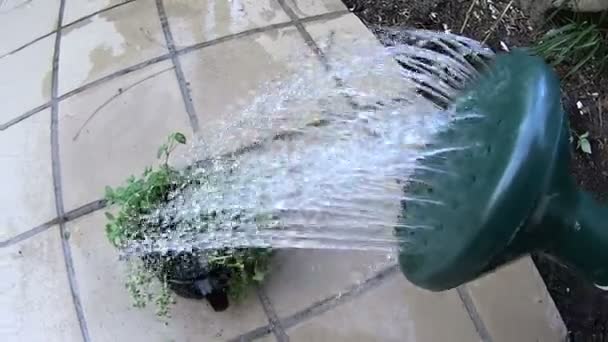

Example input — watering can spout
[398,49,608,291]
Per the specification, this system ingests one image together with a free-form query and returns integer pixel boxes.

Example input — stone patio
[1,0,568,341]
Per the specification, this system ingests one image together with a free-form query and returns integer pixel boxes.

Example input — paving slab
[0,33,54,125]
[304,14,428,110]
[0,0,60,57]
[59,0,168,94]
[66,210,270,341]
[466,257,568,342]
[64,0,133,26]
[263,250,395,318]
[0,109,55,242]
[179,25,334,155]
[58,60,192,211]
[286,271,481,342]
[164,0,290,48]
[283,0,348,18]
[0,227,82,342]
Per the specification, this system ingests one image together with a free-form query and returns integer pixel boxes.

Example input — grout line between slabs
[280,264,398,329]
[50,1,91,341]
[457,285,493,342]
[59,223,91,342]
[276,0,331,69]
[0,0,137,61]
[171,11,346,58]
[0,9,350,132]
[0,31,56,60]
[0,199,107,249]
[0,220,59,249]
[257,287,290,342]
[176,19,291,57]
[228,325,274,342]
[64,199,108,221]
[233,264,399,339]
[277,2,360,112]
[62,0,138,29]
[51,17,66,220]
[155,0,200,133]
[0,102,52,131]
[59,54,172,102]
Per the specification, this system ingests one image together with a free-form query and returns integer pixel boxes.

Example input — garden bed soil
[341,0,608,340]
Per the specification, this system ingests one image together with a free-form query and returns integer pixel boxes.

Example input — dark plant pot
[142,251,231,312]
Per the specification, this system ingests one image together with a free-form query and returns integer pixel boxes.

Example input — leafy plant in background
[104,132,271,317]
[534,11,608,77]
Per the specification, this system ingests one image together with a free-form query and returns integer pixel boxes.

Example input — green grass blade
[565,44,600,78]
[553,24,596,64]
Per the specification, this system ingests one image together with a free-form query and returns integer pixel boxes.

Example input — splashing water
[123,29,494,259]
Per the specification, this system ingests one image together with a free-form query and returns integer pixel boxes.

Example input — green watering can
[398,50,608,291]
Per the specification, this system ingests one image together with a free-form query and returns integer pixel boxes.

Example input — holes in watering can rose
[470,174,477,185]
[486,145,492,155]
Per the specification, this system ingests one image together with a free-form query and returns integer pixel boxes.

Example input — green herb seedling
[104,132,271,317]
[576,131,592,154]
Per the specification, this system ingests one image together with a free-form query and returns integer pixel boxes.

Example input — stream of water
[123,29,494,258]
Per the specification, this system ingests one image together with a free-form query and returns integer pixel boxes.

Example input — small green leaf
[105,212,115,221]
[580,139,592,154]
[580,131,589,139]
[173,132,186,144]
